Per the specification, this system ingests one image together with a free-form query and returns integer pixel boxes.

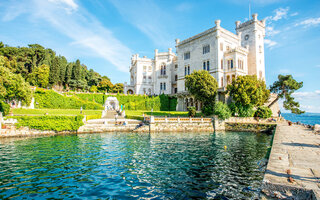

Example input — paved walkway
[263,122,320,199]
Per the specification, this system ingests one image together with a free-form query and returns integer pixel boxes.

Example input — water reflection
[0,132,271,199]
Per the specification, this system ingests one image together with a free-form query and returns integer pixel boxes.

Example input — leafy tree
[227,75,270,107]
[27,64,50,88]
[214,101,231,120]
[89,85,98,93]
[72,59,81,81]
[228,102,255,117]
[49,57,60,86]
[98,77,113,92]
[254,106,272,118]
[0,66,32,105]
[188,106,196,117]
[269,74,304,114]
[185,70,218,115]
[112,83,124,93]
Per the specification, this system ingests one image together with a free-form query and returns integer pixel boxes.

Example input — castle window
[184,66,187,76]
[238,59,244,70]
[220,43,223,51]
[228,59,233,69]
[160,64,166,75]
[221,77,224,87]
[143,75,146,82]
[174,88,177,93]
[207,61,210,71]
[175,75,177,81]
[259,45,262,53]
[160,83,163,90]
[221,59,223,69]
[203,45,210,54]
[188,65,190,75]
[203,62,206,70]
[175,64,178,69]
[164,83,166,90]
[148,66,152,71]
[184,52,190,60]
[259,70,263,79]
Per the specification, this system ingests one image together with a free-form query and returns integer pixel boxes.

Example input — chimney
[175,39,180,45]
[215,19,221,27]
[252,13,258,21]
[235,21,241,28]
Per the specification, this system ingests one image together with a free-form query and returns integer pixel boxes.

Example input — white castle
[124,13,266,111]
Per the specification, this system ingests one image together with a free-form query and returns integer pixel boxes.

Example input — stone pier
[262,122,320,199]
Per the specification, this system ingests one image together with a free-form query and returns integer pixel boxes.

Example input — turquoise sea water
[282,112,320,125]
[0,132,271,199]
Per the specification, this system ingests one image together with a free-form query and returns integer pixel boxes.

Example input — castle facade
[124,13,266,111]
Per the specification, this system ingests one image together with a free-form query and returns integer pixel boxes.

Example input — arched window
[221,77,224,87]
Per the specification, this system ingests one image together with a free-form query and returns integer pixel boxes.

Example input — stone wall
[134,122,214,133]
[225,122,276,133]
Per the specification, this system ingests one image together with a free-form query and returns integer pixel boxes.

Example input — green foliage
[201,104,214,116]
[27,64,49,88]
[227,75,270,107]
[214,102,231,120]
[0,42,122,91]
[0,64,32,105]
[11,115,84,131]
[112,83,124,93]
[228,102,255,117]
[98,76,113,92]
[34,89,104,110]
[270,74,304,114]
[89,85,98,93]
[0,101,10,116]
[185,70,218,106]
[126,110,192,117]
[12,108,102,116]
[86,114,102,121]
[188,106,196,117]
[254,106,272,119]
[159,94,178,111]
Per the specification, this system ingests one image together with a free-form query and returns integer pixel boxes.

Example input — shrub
[254,106,272,118]
[10,115,84,131]
[228,103,255,117]
[86,114,102,121]
[202,104,214,116]
[214,102,231,120]
[188,106,196,117]
[0,101,10,116]
[34,89,104,110]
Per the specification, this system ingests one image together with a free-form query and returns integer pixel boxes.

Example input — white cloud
[2,0,132,72]
[266,26,280,36]
[266,7,289,22]
[109,0,174,48]
[175,2,193,12]
[48,0,78,11]
[290,12,298,17]
[295,17,320,27]
[264,39,277,48]
[292,91,320,99]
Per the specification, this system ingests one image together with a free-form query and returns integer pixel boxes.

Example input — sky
[0,0,320,112]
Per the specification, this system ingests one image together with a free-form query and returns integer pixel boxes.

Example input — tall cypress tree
[49,57,60,86]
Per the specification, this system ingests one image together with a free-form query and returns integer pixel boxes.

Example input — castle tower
[236,13,266,80]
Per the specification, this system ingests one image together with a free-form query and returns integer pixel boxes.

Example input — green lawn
[12,108,102,116]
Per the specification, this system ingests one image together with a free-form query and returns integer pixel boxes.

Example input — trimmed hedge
[10,115,84,131]
[40,90,177,111]
[34,89,104,110]
[86,114,102,121]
